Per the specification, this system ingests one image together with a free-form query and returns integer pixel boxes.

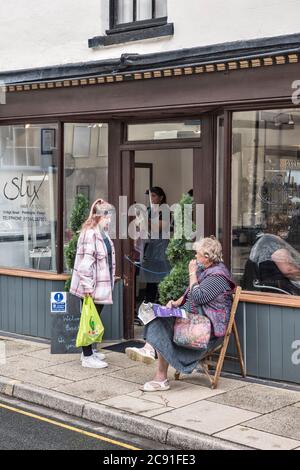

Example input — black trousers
[145,283,159,303]
[82,303,104,357]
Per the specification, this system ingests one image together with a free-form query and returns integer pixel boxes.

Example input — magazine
[138,302,187,326]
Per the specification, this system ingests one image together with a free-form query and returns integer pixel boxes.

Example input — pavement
[1,335,300,450]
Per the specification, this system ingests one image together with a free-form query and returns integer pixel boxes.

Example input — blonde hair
[193,236,223,263]
[81,198,112,232]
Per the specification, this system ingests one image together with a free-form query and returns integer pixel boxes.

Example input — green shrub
[158,193,196,304]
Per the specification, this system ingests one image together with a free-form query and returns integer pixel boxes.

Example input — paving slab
[244,405,300,440]
[54,375,141,402]
[106,363,156,383]
[38,362,121,381]
[100,394,174,417]
[129,380,226,408]
[215,425,300,450]
[154,400,260,435]
[0,369,73,389]
[0,339,47,358]
[208,383,300,413]
[24,348,81,364]
[180,372,249,392]
[106,363,174,385]
[101,351,145,369]
[0,356,53,372]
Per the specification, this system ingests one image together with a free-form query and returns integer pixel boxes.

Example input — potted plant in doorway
[158,193,195,304]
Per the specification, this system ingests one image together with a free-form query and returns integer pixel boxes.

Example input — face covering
[98,217,110,231]
[196,261,206,271]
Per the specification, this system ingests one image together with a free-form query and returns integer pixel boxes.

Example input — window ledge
[240,290,300,308]
[88,23,174,48]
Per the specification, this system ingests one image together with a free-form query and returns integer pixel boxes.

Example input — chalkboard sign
[51,293,81,354]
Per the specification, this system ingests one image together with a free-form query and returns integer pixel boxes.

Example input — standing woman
[70,198,115,369]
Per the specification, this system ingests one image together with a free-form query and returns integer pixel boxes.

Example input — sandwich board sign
[51,292,67,313]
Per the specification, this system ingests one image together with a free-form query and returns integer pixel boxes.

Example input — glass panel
[136,0,152,21]
[232,109,300,295]
[155,0,167,17]
[64,123,108,272]
[117,0,133,24]
[127,121,201,141]
[0,123,58,271]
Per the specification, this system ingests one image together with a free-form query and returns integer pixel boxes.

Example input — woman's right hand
[166,300,177,309]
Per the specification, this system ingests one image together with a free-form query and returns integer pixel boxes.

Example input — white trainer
[125,346,156,365]
[81,355,108,369]
[81,351,105,362]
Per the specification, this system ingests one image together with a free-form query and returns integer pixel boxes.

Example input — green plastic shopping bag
[76,296,104,348]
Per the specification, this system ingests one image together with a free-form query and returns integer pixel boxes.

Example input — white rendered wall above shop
[0,0,300,72]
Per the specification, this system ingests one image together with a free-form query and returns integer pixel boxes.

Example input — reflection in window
[127,121,201,141]
[64,123,108,272]
[0,123,58,271]
[231,110,300,295]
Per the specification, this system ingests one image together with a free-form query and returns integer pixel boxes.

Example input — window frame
[108,0,168,34]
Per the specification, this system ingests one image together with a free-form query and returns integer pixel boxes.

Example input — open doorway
[132,148,194,335]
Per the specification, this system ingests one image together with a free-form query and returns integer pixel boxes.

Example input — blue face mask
[196,261,206,271]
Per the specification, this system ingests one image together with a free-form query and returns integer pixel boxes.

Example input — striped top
[183,275,231,313]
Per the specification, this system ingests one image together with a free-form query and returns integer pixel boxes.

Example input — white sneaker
[81,351,105,362]
[125,346,156,365]
[93,351,106,361]
[81,355,108,369]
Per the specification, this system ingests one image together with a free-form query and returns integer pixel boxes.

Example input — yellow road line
[0,402,140,451]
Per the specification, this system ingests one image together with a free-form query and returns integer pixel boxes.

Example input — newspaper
[138,302,187,325]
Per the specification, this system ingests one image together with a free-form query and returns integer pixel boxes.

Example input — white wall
[0,0,300,72]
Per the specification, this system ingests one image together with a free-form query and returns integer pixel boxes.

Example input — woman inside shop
[70,198,115,369]
[142,186,171,303]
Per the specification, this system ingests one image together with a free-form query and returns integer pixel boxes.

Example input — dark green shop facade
[0,33,300,384]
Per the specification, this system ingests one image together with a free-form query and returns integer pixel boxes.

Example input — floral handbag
[173,292,211,350]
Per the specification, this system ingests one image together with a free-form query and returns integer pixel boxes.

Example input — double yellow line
[0,402,140,451]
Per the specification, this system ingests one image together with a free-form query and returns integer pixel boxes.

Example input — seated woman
[139,236,236,392]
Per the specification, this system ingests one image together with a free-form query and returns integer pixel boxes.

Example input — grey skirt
[145,317,218,375]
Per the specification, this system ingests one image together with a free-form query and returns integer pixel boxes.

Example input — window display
[0,123,58,271]
[64,123,108,271]
[231,110,300,294]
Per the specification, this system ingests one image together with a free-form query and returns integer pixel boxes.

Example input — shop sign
[280,159,300,171]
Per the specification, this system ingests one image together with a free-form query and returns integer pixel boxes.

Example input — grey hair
[193,236,223,263]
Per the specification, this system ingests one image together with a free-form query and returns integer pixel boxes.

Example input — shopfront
[0,33,300,383]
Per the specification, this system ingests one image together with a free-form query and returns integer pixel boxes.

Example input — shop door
[121,146,215,338]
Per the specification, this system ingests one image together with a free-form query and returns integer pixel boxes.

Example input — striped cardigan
[70,228,116,304]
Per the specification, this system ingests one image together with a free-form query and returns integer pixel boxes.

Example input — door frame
[118,114,215,339]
